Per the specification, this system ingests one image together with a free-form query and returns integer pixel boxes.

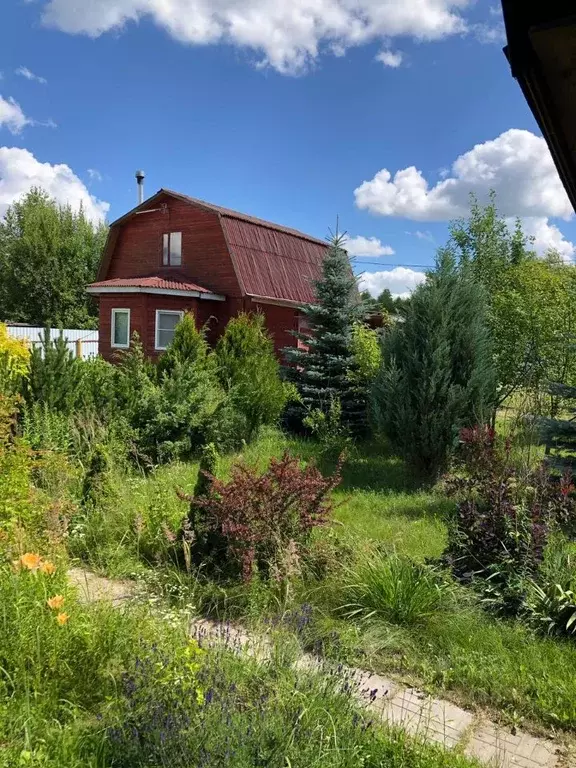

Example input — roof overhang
[501,1,576,212]
[86,286,226,301]
[248,294,305,309]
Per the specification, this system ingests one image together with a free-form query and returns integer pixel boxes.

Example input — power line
[354,260,433,268]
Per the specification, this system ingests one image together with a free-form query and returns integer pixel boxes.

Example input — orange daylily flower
[56,612,70,626]
[40,561,56,575]
[47,595,65,610]
[20,553,42,571]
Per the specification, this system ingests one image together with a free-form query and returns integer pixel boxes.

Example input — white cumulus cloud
[376,49,403,68]
[0,146,109,223]
[354,128,575,259]
[354,130,573,222]
[359,267,426,298]
[520,217,575,262]
[87,168,103,182]
[345,235,394,257]
[0,96,30,134]
[38,0,470,74]
[15,66,48,84]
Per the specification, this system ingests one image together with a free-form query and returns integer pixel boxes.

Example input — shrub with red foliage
[443,425,575,614]
[193,452,343,581]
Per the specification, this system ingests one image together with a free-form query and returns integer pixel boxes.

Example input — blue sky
[1,0,575,297]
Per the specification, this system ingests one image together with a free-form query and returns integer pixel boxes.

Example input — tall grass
[341,552,452,626]
[0,549,480,768]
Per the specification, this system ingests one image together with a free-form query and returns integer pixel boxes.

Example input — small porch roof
[86,273,225,301]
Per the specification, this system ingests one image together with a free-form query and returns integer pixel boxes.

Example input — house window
[155,310,183,350]
[111,309,130,348]
[162,232,182,266]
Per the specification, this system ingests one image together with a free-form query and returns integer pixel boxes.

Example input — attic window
[162,232,182,266]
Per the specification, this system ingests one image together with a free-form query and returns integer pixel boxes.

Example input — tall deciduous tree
[284,234,365,433]
[444,194,576,413]
[372,251,496,479]
[0,188,108,328]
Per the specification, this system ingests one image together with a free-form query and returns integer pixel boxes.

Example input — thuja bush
[189,452,343,581]
[443,426,575,614]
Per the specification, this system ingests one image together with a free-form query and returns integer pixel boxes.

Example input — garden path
[68,568,571,768]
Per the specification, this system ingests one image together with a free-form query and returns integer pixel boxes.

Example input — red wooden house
[87,189,328,360]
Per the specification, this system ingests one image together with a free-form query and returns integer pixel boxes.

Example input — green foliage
[138,359,223,464]
[372,252,496,479]
[0,323,30,396]
[24,329,81,414]
[361,289,410,317]
[447,194,576,407]
[341,551,451,627]
[0,187,107,328]
[303,397,350,457]
[524,579,576,637]
[285,235,366,434]
[216,312,289,440]
[104,632,476,768]
[21,402,71,452]
[193,441,219,499]
[157,311,209,379]
[349,322,382,384]
[81,444,112,509]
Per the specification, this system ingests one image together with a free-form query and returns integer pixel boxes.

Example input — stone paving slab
[465,723,558,768]
[68,567,135,605]
[68,569,568,768]
[381,688,474,749]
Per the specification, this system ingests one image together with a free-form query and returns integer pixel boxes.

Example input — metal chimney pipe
[135,170,145,205]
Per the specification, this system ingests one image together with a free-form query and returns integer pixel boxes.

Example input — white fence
[6,325,99,360]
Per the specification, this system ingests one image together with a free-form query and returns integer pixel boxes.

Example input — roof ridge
[160,189,328,247]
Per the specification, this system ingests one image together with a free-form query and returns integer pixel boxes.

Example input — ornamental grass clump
[341,550,452,627]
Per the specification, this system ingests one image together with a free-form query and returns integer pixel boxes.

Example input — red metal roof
[102,190,330,304]
[88,273,214,293]
[162,191,329,303]
[219,217,326,303]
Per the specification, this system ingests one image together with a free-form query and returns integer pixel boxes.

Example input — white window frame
[111,308,130,349]
[162,232,182,267]
[155,309,184,351]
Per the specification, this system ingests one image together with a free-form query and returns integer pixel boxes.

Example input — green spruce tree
[372,251,496,479]
[284,234,365,434]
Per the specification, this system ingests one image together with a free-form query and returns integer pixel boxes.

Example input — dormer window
[162,232,182,266]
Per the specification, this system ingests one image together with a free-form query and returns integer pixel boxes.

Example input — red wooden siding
[94,190,328,362]
[106,197,242,298]
[98,294,299,362]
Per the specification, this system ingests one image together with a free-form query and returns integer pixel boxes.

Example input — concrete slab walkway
[68,568,570,768]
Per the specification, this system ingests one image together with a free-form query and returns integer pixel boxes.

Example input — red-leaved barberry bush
[192,452,343,581]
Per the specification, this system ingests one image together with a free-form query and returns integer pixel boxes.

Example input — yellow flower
[47,595,65,610]
[56,612,70,626]
[20,553,42,572]
[40,561,56,575]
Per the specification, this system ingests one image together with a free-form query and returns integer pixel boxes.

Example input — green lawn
[83,428,576,734]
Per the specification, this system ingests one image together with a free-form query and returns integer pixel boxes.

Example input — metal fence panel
[6,326,99,360]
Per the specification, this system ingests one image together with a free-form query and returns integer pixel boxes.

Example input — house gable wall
[106,196,242,298]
